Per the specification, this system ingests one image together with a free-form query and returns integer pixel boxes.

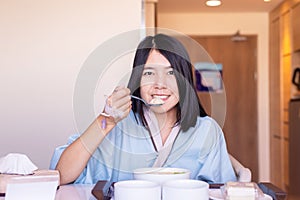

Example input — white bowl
[133,167,190,185]
[162,179,209,200]
[114,180,161,200]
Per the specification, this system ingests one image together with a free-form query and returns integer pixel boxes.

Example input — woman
[50,34,237,185]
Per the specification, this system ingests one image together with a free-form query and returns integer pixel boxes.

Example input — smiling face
[140,49,179,114]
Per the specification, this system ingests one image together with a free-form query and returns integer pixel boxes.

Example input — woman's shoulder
[196,116,221,128]
[193,116,224,137]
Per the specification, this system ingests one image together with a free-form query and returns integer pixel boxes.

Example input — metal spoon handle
[131,95,146,103]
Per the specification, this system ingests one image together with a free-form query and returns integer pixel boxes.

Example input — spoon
[100,95,163,128]
[131,95,163,107]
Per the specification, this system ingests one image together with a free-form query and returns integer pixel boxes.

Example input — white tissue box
[0,169,60,194]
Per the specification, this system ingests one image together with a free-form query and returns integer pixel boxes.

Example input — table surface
[54,184,293,200]
[0,182,292,200]
[0,184,96,200]
[55,184,96,200]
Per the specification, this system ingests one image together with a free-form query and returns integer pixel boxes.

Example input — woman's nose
[153,74,167,89]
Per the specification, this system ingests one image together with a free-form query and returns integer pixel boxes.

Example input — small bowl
[114,180,161,200]
[133,167,190,185]
[162,179,209,200]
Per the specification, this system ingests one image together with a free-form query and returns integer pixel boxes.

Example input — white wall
[0,0,141,169]
[157,13,270,181]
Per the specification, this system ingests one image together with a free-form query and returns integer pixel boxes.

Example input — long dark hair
[127,34,207,132]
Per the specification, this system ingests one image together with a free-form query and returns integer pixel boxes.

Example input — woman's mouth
[150,95,166,105]
[152,95,169,101]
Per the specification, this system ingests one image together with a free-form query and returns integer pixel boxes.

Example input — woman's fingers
[104,87,131,121]
[111,91,131,108]
[107,87,130,106]
[117,99,132,114]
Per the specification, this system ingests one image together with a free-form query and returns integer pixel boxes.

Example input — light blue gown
[50,111,237,184]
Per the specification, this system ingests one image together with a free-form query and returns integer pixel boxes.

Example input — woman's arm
[55,87,131,185]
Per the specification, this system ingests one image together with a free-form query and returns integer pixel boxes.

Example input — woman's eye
[143,71,153,76]
[167,70,174,75]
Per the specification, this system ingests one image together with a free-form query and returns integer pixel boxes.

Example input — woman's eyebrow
[144,64,172,69]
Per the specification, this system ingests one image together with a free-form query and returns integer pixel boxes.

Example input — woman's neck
[153,108,178,144]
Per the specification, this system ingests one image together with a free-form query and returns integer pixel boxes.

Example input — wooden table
[0,181,287,200]
[55,184,96,200]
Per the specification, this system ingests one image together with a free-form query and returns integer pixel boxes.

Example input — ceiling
[157,0,284,13]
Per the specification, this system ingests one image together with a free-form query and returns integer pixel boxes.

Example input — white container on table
[114,180,161,200]
[162,179,209,200]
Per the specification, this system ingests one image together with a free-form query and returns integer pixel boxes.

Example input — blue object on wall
[194,62,223,92]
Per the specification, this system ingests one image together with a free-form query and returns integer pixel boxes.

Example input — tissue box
[226,182,255,200]
[222,182,264,200]
[0,169,60,194]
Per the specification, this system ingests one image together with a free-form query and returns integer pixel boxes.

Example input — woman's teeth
[152,95,168,99]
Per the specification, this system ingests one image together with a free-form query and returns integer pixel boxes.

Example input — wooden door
[269,17,283,188]
[292,3,300,52]
[185,35,259,181]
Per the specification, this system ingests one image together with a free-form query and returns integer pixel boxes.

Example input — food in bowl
[133,167,190,185]
[146,171,186,175]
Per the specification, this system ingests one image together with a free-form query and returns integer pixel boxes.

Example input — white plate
[209,189,273,200]
[209,189,223,200]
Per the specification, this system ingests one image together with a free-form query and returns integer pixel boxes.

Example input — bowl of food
[133,167,190,185]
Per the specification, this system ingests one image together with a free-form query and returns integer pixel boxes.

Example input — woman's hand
[102,86,132,126]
